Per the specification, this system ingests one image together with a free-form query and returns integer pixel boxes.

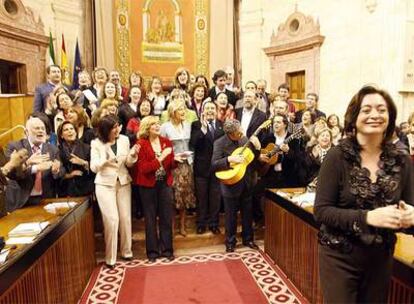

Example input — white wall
[240,0,414,123]
[22,0,86,72]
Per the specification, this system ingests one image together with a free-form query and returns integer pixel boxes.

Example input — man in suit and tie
[33,65,64,112]
[190,101,225,235]
[211,119,261,252]
[5,117,64,212]
[208,69,237,107]
[235,90,267,138]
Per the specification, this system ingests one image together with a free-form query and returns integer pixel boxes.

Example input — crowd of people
[1,64,413,290]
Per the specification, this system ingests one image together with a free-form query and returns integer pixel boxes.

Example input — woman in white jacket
[90,114,139,268]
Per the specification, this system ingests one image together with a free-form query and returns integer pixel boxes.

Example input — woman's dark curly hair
[344,85,396,142]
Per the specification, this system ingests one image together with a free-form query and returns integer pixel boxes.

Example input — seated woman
[327,114,343,145]
[302,127,334,190]
[135,116,176,262]
[54,92,74,134]
[57,121,94,197]
[66,105,95,145]
[215,92,236,122]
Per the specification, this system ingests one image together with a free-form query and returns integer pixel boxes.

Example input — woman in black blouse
[314,85,414,303]
[57,121,94,197]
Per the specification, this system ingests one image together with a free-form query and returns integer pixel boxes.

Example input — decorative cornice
[264,35,324,57]
[0,0,44,34]
[0,22,49,45]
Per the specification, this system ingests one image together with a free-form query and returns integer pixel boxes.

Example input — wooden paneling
[265,198,323,304]
[0,200,95,303]
[0,95,33,147]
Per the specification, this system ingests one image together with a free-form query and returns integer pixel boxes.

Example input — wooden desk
[265,188,414,304]
[0,197,96,303]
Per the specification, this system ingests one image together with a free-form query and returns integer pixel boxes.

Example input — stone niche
[263,9,324,95]
[0,0,49,94]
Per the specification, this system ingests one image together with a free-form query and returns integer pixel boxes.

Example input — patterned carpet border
[80,250,308,304]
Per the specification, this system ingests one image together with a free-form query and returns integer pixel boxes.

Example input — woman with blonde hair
[161,100,196,236]
[160,90,197,124]
[134,116,176,262]
[100,98,119,116]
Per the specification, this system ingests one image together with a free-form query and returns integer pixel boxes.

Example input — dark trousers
[131,184,143,218]
[195,175,221,228]
[223,192,254,247]
[319,243,393,303]
[139,181,173,259]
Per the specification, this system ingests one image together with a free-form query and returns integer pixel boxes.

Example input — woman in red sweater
[135,115,176,262]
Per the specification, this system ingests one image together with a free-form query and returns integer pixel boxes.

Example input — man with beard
[5,117,64,211]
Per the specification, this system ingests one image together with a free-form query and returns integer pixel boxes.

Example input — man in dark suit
[33,65,63,112]
[211,119,261,252]
[190,101,224,235]
[295,92,326,123]
[208,69,237,106]
[256,79,272,115]
[235,90,267,138]
[5,117,64,212]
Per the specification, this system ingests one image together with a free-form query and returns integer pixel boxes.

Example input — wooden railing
[0,197,96,303]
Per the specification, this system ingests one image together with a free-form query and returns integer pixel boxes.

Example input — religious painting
[142,1,184,63]
[114,0,209,83]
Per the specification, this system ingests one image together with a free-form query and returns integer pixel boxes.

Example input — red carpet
[80,250,308,304]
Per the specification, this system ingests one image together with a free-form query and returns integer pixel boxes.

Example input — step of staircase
[94,213,264,257]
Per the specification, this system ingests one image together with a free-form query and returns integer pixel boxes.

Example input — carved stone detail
[263,9,324,95]
[0,0,48,93]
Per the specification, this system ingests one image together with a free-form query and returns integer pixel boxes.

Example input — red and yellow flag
[61,34,70,85]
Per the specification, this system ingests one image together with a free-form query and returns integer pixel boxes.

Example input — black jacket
[190,120,224,178]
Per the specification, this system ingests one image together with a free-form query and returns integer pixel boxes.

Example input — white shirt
[274,132,287,172]
[215,86,226,95]
[240,108,254,136]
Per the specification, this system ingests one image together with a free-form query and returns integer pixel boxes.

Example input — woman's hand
[70,153,87,166]
[158,147,172,162]
[399,201,414,228]
[366,205,403,229]
[129,144,141,158]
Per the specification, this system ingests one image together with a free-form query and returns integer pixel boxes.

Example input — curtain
[233,0,241,88]
[94,0,116,70]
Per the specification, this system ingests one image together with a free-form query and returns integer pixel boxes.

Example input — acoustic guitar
[215,119,272,185]
[258,128,304,176]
